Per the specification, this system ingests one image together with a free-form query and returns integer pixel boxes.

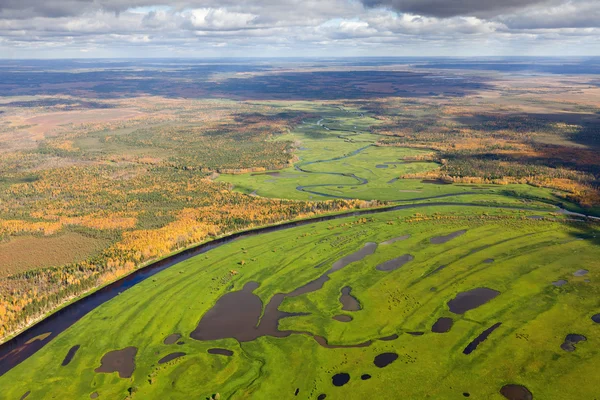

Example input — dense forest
[369,99,600,207]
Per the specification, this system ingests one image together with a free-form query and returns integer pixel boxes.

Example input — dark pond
[20,391,30,400]
[430,229,467,244]
[191,243,385,347]
[407,332,424,336]
[373,352,398,368]
[483,258,494,264]
[592,313,600,323]
[422,179,452,185]
[560,334,587,352]
[191,282,264,342]
[376,254,414,271]
[431,317,453,333]
[331,242,377,272]
[317,394,327,400]
[158,352,186,364]
[340,286,361,311]
[208,348,234,356]
[463,322,502,355]
[95,346,137,379]
[381,234,410,245]
[379,334,398,341]
[163,333,181,345]
[361,374,371,380]
[332,373,350,387]
[333,315,353,322]
[500,384,533,400]
[61,344,80,366]
[447,288,500,314]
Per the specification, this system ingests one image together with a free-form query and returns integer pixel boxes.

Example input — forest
[1,60,599,349]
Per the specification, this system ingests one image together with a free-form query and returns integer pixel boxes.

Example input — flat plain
[1,206,599,399]
[0,58,599,400]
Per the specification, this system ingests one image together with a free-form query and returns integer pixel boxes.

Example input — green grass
[217,107,578,211]
[2,205,599,399]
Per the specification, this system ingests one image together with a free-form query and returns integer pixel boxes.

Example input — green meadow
[217,105,577,212]
[1,205,599,399]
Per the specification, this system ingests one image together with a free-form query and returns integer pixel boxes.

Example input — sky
[0,0,599,58]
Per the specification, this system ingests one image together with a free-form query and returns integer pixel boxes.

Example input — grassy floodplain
[1,205,599,399]
[217,104,578,211]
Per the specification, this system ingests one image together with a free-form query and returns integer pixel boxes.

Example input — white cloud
[0,0,598,57]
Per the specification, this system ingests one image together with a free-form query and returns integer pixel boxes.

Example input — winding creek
[293,124,481,201]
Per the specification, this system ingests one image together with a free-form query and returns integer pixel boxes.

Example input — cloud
[0,0,598,57]
[359,0,554,18]
[497,0,600,29]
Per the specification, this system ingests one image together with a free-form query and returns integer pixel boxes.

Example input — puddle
[560,334,586,352]
[381,234,410,245]
[373,352,398,368]
[332,373,350,387]
[376,254,414,271]
[431,317,453,333]
[61,345,80,366]
[375,165,388,169]
[483,258,494,264]
[331,243,378,272]
[340,287,361,311]
[447,288,500,314]
[208,348,234,356]
[500,384,533,400]
[573,269,589,276]
[379,334,398,341]
[430,230,467,244]
[333,315,353,322]
[20,391,30,400]
[90,392,98,399]
[95,347,137,379]
[158,352,186,364]
[407,332,424,336]
[163,333,181,345]
[552,280,567,287]
[463,322,502,354]
[361,374,371,380]
[317,395,327,400]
